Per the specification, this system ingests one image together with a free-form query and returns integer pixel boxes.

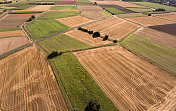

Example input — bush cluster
[26,15,35,22]
[47,51,62,59]
[29,3,55,5]
[85,100,100,111]
[153,8,165,12]
[0,1,12,4]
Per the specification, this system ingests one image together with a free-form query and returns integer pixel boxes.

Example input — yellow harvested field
[77,5,103,11]
[110,1,146,8]
[56,16,92,27]
[80,11,107,20]
[83,16,139,40]
[65,29,112,46]
[0,46,68,111]
[154,14,176,21]
[25,5,53,11]
[73,45,176,111]
[0,30,25,38]
[117,13,147,18]
[127,16,175,26]
[0,37,29,54]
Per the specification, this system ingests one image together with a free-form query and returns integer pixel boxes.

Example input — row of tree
[26,15,35,22]
[0,1,12,4]
[29,3,55,5]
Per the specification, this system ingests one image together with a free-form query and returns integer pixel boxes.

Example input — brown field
[0,46,68,111]
[56,1,75,5]
[73,45,176,111]
[25,5,53,11]
[77,5,103,11]
[56,16,92,27]
[127,16,175,26]
[82,16,139,40]
[65,29,112,46]
[154,14,176,21]
[135,27,176,49]
[90,1,113,5]
[0,13,40,29]
[80,11,107,19]
[0,30,25,38]
[117,13,147,18]
[0,37,29,54]
[109,1,146,8]
[49,9,78,11]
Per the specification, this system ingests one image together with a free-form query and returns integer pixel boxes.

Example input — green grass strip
[51,6,77,10]
[0,27,20,32]
[104,7,125,14]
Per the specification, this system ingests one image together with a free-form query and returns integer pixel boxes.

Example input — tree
[92,32,100,38]
[103,35,108,41]
[113,40,117,43]
[85,100,100,111]
[78,27,82,30]
[31,15,35,19]
[47,51,62,59]
[94,2,97,5]
[88,30,93,34]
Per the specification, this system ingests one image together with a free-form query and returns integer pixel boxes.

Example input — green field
[39,34,90,53]
[39,11,79,19]
[26,19,69,40]
[75,0,92,4]
[127,8,153,12]
[120,34,176,76]
[0,27,20,32]
[104,7,125,14]
[51,53,118,111]
[100,10,112,17]
[51,6,77,10]
[133,2,176,11]
[6,1,33,10]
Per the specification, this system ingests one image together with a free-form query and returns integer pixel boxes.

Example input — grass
[26,19,69,40]
[127,8,153,12]
[104,7,125,14]
[100,10,112,17]
[51,6,77,10]
[0,27,20,32]
[39,34,90,53]
[133,2,176,11]
[9,11,43,14]
[120,34,176,76]
[75,0,92,4]
[51,52,118,111]
[39,11,79,19]
[12,4,33,10]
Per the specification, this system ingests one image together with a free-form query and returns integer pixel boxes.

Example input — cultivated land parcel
[0,0,176,111]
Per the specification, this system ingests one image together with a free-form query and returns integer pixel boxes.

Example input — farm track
[0,46,68,111]
[73,45,176,111]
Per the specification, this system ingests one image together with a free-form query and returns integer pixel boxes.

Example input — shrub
[47,51,62,59]
[92,32,100,38]
[31,15,35,19]
[78,27,82,30]
[88,30,93,35]
[85,100,100,111]
[148,13,151,16]
[103,35,108,41]
[113,40,117,43]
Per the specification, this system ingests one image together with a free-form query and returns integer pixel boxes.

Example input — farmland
[80,10,111,19]
[133,2,176,11]
[153,14,176,21]
[121,34,176,76]
[26,19,69,40]
[73,45,176,111]
[127,16,175,26]
[117,13,147,18]
[0,30,25,38]
[24,5,53,11]
[51,6,77,10]
[82,16,139,40]
[109,1,146,8]
[75,0,92,4]
[55,1,75,5]
[56,16,92,27]
[0,46,68,111]
[127,8,153,12]
[38,34,90,53]
[77,5,103,11]
[104,7,125,14]
[65,29,112,46]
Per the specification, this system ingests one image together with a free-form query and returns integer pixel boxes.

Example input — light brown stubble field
[73,45,176,111]
[0,46,68,111]
[25,5,53,11]
[0,30,25,38]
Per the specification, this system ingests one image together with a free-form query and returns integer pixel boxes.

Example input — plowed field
[135,27,176,49]
[0,46,68,111]
[73,45,176,111]
[82,16,139,40]
[25,5,53,11]
[56,16,92,27]
[127,16,175,26]
[65,29,111,46]
[78,5,103,11]
[0,30,25,38]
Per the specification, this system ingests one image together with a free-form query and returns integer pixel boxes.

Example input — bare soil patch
[0,46,68,111]
[73,45,176,111]
[110,1,147,8]
[65,29,111,46]
[127,16,175,26]
[0,13,40,29]
[56,15,92,27]
[0,37,29,54]
[0,30,25,38]
[82,16,139,40]
[149,23,176,36]
[78,5,103,11]
[25,5,53,11]
[136,27,176,49]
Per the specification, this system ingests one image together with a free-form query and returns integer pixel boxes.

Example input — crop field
[65,29,112,46]
[39,11,79,19]
[56,16,92,27]
[77,5,103,11]
[51,53,118,111]
[149,23,176,36]
[26,19,69,40]
[127,16,175,26]
[127,8,153,12]
[117,13,147,18]
[38,34,90,53]
[154,14,176,21]
[133,2,176,11]
[80,10,111,19]
[73,45,176,111]
[0,36,29,54]
[136,27,176,49]
[99,5,135,13]
[0,46,68,111]
[0,13,40,29]
[91,1,113,5]
[82,16,139,40]
[121,34,176,76]
[56,1,75,5]
[109,1,146,8]
[25,5,53,11]
[75,0,92,4]
[104,7,125,14]
[0,30,25,38]
[51,6,77,10]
